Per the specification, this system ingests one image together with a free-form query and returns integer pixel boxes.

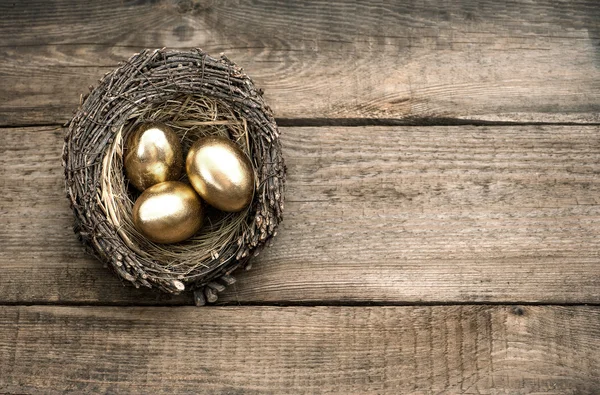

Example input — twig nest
[62,49,285,305]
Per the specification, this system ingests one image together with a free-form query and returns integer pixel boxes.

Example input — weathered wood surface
[1,0,599,126]
[2,125,599,305]
[0,305,598,394]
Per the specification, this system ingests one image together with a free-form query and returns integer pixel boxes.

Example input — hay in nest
[63,49,285,305]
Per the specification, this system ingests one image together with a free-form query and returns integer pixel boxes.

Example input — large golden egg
[125,123,183,191]
[132,181,203,244]
[186,136,254,212]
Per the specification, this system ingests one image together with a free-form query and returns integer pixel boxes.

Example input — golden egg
[132,181,203,244]
[186,136,254,212]
[124,122,183,191]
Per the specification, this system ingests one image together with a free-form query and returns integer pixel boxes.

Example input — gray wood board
[1,305,599,394]
[1,0,599,125]
[1,125,599,305]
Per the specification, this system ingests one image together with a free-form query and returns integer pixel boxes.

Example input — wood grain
[0,305,599,394]
[1,0,599,125]
[1,125,599,305]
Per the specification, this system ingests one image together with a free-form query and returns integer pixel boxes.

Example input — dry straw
[63,49,285,305]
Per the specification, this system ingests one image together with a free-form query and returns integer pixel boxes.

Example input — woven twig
[63,49,285,304]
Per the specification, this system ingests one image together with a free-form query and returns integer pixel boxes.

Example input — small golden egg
[125,122,183,191]
[186,136,254,212]
[132,181,203,244]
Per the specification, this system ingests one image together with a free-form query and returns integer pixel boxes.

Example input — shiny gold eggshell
[125,123,183,191]
[186,136,254,212]
[132,181,203,244]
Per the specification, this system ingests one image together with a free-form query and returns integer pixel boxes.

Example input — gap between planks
[0,301,599,308]
[1,118,600,130]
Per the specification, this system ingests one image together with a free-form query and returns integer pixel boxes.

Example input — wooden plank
[0,305,599,393]
[1,125,599,305]
[1,0,599,125]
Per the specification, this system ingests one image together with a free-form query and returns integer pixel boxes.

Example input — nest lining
[63,48,285,305]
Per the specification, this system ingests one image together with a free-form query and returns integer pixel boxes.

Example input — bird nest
[63,49,285,305]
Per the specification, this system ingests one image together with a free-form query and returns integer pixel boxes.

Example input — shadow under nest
[63,49,285,305]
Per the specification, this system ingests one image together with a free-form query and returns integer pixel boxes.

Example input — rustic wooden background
[1,0,599,393]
